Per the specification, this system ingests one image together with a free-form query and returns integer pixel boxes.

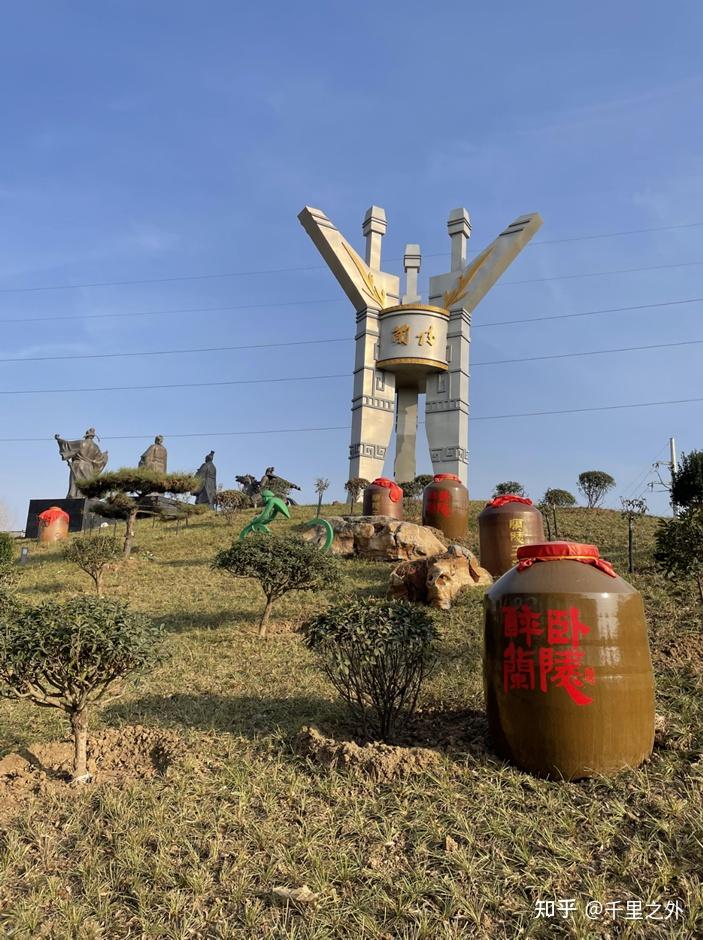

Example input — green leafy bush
[671,450,703,509]
[217,489,253,518]
[302,597,440,741]
[0,532,15,566]
[63,534,122,595]
[655,506,703,607]
[214,534,338,637]
[0,596,162,781]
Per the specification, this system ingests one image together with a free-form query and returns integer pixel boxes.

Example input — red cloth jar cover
[38,506,70,525]
[487,495,533,508]
[371,477,403,503]
[516,541,616,578]
[433,473,461,483]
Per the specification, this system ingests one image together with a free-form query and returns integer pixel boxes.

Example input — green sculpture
[239,490,335,552]
[239,490,290,539]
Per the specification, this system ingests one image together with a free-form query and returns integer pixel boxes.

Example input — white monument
[298,204,542,488]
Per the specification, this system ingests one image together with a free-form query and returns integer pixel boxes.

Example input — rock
[389,544,492,609]
[301,515,446,561]
[271,885,320,906]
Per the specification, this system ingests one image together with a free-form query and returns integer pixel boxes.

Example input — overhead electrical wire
[1,395,702,444]
[2,293,702,332]
[0,219,701,294]
[1,334,701,370]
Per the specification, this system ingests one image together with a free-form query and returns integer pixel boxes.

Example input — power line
[0,297,342,325]
[2,289,702,332]
[3,330,703,368]
[473,296,703,329]
[2,395,702,444]
[0,373,349,396]
[0,336,351,364]
[473,337,703,367]
[0,221,702,294]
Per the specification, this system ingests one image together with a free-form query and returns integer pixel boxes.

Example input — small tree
[302,597,439,741]
[671,450,703,509]
[494,481,526,497]
[78,469,198,558]
[398,479,422,499]
[620,498,648,574]
[0,596,162,781]
[63,534,121,595]
[542,488,576,508]
[314,478,330,516]
[577,471,615,509]
[344,478,369,515]
[541,489,576,540]
[214,534,338,638]
[655,506,703,608]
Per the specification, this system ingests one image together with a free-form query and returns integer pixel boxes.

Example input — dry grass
[0,503,700,939]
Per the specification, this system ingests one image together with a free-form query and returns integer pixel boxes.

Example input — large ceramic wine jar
[362,478,404,519]
[478,495,545,577]
[37,506,70,543]
[483,541,655,780]
[422,474,469,539]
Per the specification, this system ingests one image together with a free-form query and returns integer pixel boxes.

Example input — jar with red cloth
[421,473,469,539]
[362,478,404,519]
[478,494,544,577]
[37,506,70,543]
[483,541,655,779]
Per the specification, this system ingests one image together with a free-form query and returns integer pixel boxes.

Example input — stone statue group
[54,429,299,510]
[54,429,218,508]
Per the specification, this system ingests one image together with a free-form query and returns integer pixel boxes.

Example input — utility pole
[670,437,678,516]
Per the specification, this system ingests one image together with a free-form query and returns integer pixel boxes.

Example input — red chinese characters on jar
[425,488,451,518]
[501,604,596,706]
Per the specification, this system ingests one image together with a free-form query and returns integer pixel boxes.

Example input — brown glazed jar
[422,474,469,539]
[478,495,545,577]
[362,478,404,519]
[37,506,70,543]
[483,541,655,780]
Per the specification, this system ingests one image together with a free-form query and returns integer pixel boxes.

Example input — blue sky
[1,1,702,525]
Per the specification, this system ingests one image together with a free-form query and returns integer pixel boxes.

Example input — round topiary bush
[214,534,338,637]
[0,595,163,781]
[63,533,122,595]
[302,597,440,741]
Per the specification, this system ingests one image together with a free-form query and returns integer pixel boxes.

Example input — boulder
[389,544,493,609]
[301,515,446,561]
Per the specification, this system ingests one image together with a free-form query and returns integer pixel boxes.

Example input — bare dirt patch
[0,724,186,818]
[294,725,441,781]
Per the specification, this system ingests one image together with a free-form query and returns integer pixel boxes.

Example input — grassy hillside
[0,503,701,938]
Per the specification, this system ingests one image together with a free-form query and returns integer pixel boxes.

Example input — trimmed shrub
[0,596,162,781]
[78,469,198,558]
[63,534,122,595]
[302,597,440,741]
[217,489,253,518]
[214,534,338,637]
